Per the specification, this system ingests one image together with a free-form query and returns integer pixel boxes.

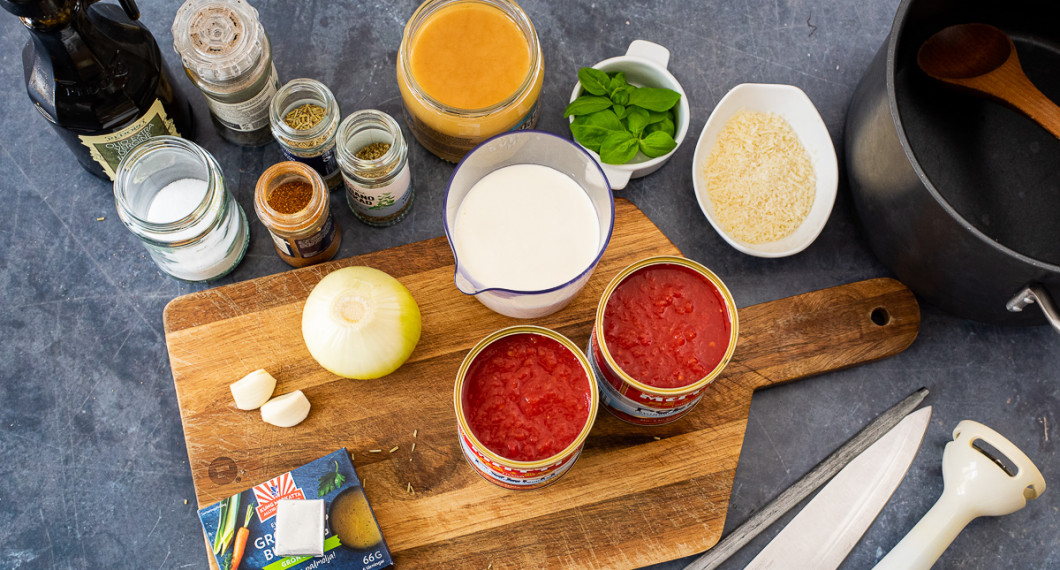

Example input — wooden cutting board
[164,198,919,569]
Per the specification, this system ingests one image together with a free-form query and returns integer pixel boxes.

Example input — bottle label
[78,99,180,180]
[205,64,279,132]
[269,212,338,259]
[343,163,413,224]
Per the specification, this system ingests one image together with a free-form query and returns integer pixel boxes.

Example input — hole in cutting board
[870,307,891,326]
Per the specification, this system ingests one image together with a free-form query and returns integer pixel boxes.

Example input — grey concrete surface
[0,0,1056,568]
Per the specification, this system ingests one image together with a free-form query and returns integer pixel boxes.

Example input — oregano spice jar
[336,109,414,227]
[254,161,341,267]
[269,79,343,190]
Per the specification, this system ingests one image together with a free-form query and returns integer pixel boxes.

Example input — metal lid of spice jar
[172,0,267,84]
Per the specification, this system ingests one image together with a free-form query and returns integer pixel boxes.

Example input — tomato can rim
[594,256,740,396]
[454,325,600,469]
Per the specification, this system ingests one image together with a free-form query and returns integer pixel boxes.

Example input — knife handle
[872,493,974,570]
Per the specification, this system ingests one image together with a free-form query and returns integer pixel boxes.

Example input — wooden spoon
[917,23,1060,139]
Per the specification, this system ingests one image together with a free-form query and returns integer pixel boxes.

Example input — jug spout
[453,267,479,295]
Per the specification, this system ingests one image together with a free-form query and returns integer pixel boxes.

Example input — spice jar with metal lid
[254,161,342,267]
[172,0,280,146]
[336,109,414,227]
[269,79,342,190]
[113,136,249,282]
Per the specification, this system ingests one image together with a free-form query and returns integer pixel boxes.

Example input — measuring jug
[444,130,614,319]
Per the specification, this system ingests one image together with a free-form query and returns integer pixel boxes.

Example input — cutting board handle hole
[870,307,891,326]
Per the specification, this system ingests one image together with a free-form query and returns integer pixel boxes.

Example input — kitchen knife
[745,406,932,569]
[683,387,929,570]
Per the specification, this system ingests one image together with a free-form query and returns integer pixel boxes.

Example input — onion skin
[302,266,422,379]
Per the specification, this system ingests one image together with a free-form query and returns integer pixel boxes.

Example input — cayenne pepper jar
[254,161,341,267]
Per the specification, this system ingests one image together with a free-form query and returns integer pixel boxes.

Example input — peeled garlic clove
[230,369,277,410]
[261,390,311,427]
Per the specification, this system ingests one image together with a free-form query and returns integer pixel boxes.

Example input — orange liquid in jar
[410,3,530,109]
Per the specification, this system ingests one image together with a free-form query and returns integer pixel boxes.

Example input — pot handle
[1006,284,1060,334]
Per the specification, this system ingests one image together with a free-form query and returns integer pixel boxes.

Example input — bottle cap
[172,0,267,84]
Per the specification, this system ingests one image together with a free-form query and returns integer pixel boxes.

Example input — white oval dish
[568,40,691,190]
[691,83,838,257]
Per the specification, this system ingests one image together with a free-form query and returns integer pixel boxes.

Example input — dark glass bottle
[1,0,194,180]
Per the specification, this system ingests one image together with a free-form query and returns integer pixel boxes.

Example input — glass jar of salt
[172,0,280,146]
[336,109,414,227]
[113,137,249,282]
[269,79,342,190]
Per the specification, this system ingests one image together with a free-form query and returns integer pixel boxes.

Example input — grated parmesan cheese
[703,110,816,244]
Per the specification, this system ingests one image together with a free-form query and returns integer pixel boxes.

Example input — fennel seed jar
[269,79,343,190]
[336,110,414,227]
[254,161,341,267]
[172,0,280,146]
[113,136,249,282]
[396,0,544,162]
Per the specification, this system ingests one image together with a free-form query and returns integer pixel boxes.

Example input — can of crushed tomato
[454,325,599,490]
[590,256,739,426]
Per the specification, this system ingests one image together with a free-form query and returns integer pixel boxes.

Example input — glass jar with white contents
[335,109,414,227]
[113,136,249,282]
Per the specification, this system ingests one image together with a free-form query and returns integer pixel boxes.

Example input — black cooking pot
[845,0,1060,332]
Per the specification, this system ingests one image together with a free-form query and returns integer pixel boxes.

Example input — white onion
[302,266,421,379]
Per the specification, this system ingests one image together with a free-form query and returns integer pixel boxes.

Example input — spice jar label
[268,213,338,260]
[206,64,280,132]
[344,163,413,224]
[280,145,339,178]
[78,99,181,180]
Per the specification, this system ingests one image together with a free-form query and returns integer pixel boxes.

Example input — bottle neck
[13,0,79,31]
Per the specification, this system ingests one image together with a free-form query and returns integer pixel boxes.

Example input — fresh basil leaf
[645,116,675,138]
[578,67,611,96]
[600,131,639,164]
[625,106,650,136]
[645,110,669,125]
[570,116,610,151]
[583,109,625,132]
[563,95,613,118]
[610,86,631,107]
[628,87,682,112]
[608,72,628,93]
[613,104,627,119]
[638,131,678,158]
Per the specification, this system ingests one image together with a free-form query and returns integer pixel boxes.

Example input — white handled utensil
[873,420,1046,570]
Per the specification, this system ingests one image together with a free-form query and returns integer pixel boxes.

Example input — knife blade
[745,405,932,569]
[683,387,929,570]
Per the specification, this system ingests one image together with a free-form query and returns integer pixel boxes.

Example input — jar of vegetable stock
[336,109,414,227]
[396,0,544,162]
[269,79,343,190]
[254,161,342,267]
[113,136,249,282]
[172,0,280,146]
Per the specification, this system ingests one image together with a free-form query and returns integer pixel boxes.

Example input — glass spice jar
[113,136,249,282]
[269,79,343,190]
[254,161,342,267]
[336,109,414,227]
[172,0,280,146]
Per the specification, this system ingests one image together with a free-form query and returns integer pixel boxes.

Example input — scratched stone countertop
[0,0,1057,568]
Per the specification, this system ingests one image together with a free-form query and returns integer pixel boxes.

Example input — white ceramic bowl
[568,40,690,190]
[692,83,838,257]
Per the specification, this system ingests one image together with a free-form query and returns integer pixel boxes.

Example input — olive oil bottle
[1,0,194,180]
